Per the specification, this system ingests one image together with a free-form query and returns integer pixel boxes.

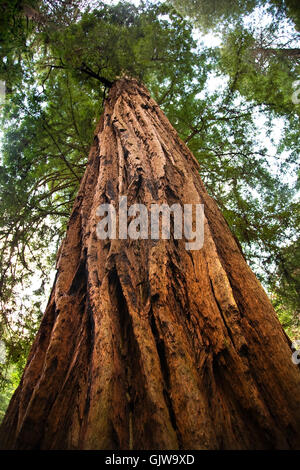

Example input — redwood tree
[1,78,300,450]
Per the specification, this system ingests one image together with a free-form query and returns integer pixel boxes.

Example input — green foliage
[270,0,300,31]
[168,0,257,31]
[270,239,300,339]
[168,0,300,32]
[219,25,300,116]
[0,370,17,424]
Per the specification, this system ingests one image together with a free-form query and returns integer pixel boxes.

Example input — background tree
[168,0,300,32]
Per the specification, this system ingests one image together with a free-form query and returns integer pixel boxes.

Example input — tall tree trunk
[1,78,300,450]
[250,47,300,63]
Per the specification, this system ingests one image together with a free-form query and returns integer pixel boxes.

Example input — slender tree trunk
[1,78,300,450]
[251,47,300,60]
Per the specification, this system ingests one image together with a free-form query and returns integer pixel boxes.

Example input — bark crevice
[149,309,183,449]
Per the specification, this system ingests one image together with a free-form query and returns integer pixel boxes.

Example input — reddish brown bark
[1,78,300,450]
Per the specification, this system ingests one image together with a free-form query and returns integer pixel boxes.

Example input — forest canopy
[0,0,299,418]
